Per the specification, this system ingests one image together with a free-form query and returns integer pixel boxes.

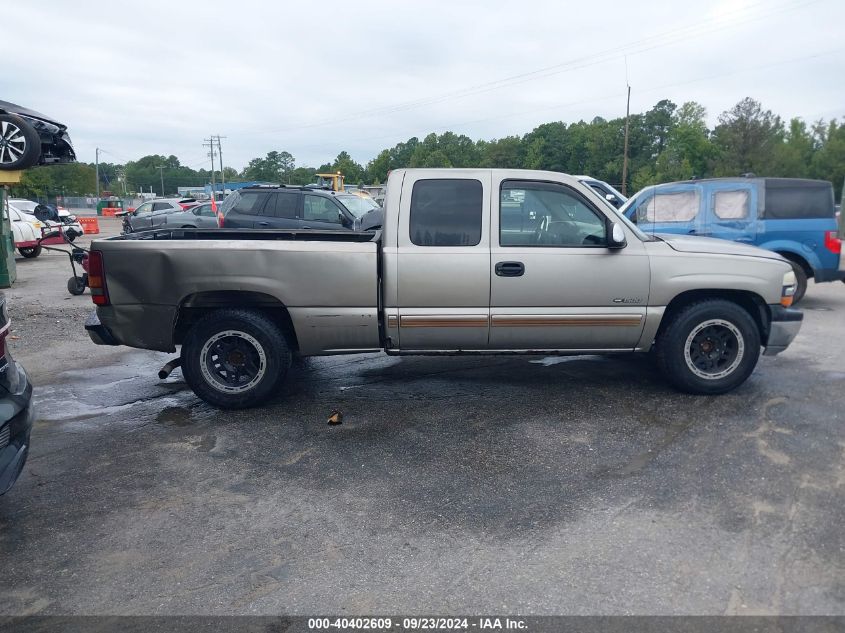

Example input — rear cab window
[409,179,483,246]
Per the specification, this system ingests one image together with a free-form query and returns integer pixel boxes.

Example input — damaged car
[0,100,76,171]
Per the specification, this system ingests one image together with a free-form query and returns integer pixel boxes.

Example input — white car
[5,204,47,258]
[8,198,84,241]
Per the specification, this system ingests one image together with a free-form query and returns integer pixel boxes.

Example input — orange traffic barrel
[79,217,100,234]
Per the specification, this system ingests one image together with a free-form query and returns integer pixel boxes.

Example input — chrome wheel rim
[199,330,267,394]
[684,319,745,380]
[0,121,27,165]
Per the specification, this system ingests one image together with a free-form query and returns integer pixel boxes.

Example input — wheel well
[173,291,299,351]
[657,289,771,344]
[775,251,813,278]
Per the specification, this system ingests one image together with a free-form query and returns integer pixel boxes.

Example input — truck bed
[91,229,381,355]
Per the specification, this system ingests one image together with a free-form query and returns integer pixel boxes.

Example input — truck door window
[500,180,606,247]
[638,190,700,223]
[303,195,342,224]
[713,190,749,219]
[409,179,482,246]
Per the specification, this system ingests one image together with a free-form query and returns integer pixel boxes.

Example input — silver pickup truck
[86,168,802,409]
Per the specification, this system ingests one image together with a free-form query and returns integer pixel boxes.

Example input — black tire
[18,245,42,258]
[788,261,808,305]
[67,276,86,295]
[655,299,761,395]
[0,113,41,170]
[180,309,291,409]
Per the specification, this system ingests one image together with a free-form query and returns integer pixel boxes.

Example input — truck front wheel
[181,309,291,409]
[655,299,761,395]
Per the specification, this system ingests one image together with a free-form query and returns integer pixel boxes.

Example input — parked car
[86,168,802,409]
[120,198,198,233]
[576,176,627,209]
[0,292,35,495]
[5,203,47,258]
[140,200,220,231]
[621,177,844,303]
[9,199,84,241]
[0,100,76,171]
[220,186,361,230]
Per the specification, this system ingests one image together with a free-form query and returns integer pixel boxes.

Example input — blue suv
[621,177,844,303]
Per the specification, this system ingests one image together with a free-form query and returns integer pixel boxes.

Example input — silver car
[125,200,219,232]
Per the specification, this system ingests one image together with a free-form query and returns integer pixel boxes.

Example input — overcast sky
[5,0,844,171]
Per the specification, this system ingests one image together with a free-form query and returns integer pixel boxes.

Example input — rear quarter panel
[94,239,379,354]
[756,217,840,278]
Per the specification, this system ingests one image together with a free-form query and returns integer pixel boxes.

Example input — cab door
[702,181,757,243]
[394,170,491,350]
[489,176,650,350]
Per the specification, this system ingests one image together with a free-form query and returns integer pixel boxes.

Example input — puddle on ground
[155,406,194,426]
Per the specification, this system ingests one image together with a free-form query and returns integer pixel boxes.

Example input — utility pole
[214,135,227,199]
[157,165,165,197]
[95,147,100,200]
[621,85,631,197]
[202,137,217,198]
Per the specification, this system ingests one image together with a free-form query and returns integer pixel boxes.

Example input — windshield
[336,195,379,217]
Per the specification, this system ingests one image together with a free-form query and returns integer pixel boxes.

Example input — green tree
[330,150,364,183]
[712,98,784,176]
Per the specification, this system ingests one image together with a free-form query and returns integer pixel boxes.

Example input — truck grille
[0,424,9,450]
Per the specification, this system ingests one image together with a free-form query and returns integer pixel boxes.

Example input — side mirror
[605,193,617,202]
[608,222,627,249]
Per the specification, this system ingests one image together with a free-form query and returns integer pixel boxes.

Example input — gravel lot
[0,220,843,615]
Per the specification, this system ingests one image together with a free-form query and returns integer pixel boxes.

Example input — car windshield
[336,195,379,217]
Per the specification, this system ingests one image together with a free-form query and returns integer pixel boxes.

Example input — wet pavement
[0,231,843,615]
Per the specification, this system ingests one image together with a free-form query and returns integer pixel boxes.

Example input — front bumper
[0,362,35,495]
[763,305,803,357]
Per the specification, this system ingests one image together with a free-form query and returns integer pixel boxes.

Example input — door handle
[301,225,311,229]
[257,222,269,227]
[495,261,525,277]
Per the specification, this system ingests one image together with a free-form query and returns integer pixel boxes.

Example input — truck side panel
[94,239,380,354]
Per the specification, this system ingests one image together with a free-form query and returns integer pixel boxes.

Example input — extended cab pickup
[86,169,803,409]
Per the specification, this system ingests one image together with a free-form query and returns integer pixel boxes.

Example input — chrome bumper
[763,306,803,356]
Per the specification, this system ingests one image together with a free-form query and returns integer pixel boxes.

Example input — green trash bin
[0,183,18,288]
[96,198,124,216]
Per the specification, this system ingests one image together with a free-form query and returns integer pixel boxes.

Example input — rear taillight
[824,230,841,254]
[217,212,224,228]
[88,250,110,306]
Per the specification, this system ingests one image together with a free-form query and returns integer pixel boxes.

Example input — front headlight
[781,270,797,307]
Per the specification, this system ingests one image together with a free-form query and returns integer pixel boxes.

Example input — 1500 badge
[613,297,644,304]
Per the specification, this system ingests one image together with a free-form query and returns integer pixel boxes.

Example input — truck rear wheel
[655,299,760,395]
[181,309,291,409]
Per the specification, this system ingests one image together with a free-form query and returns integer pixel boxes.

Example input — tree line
[10,97,845,201]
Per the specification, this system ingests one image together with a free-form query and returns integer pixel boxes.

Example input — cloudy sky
[5,0,844,171]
